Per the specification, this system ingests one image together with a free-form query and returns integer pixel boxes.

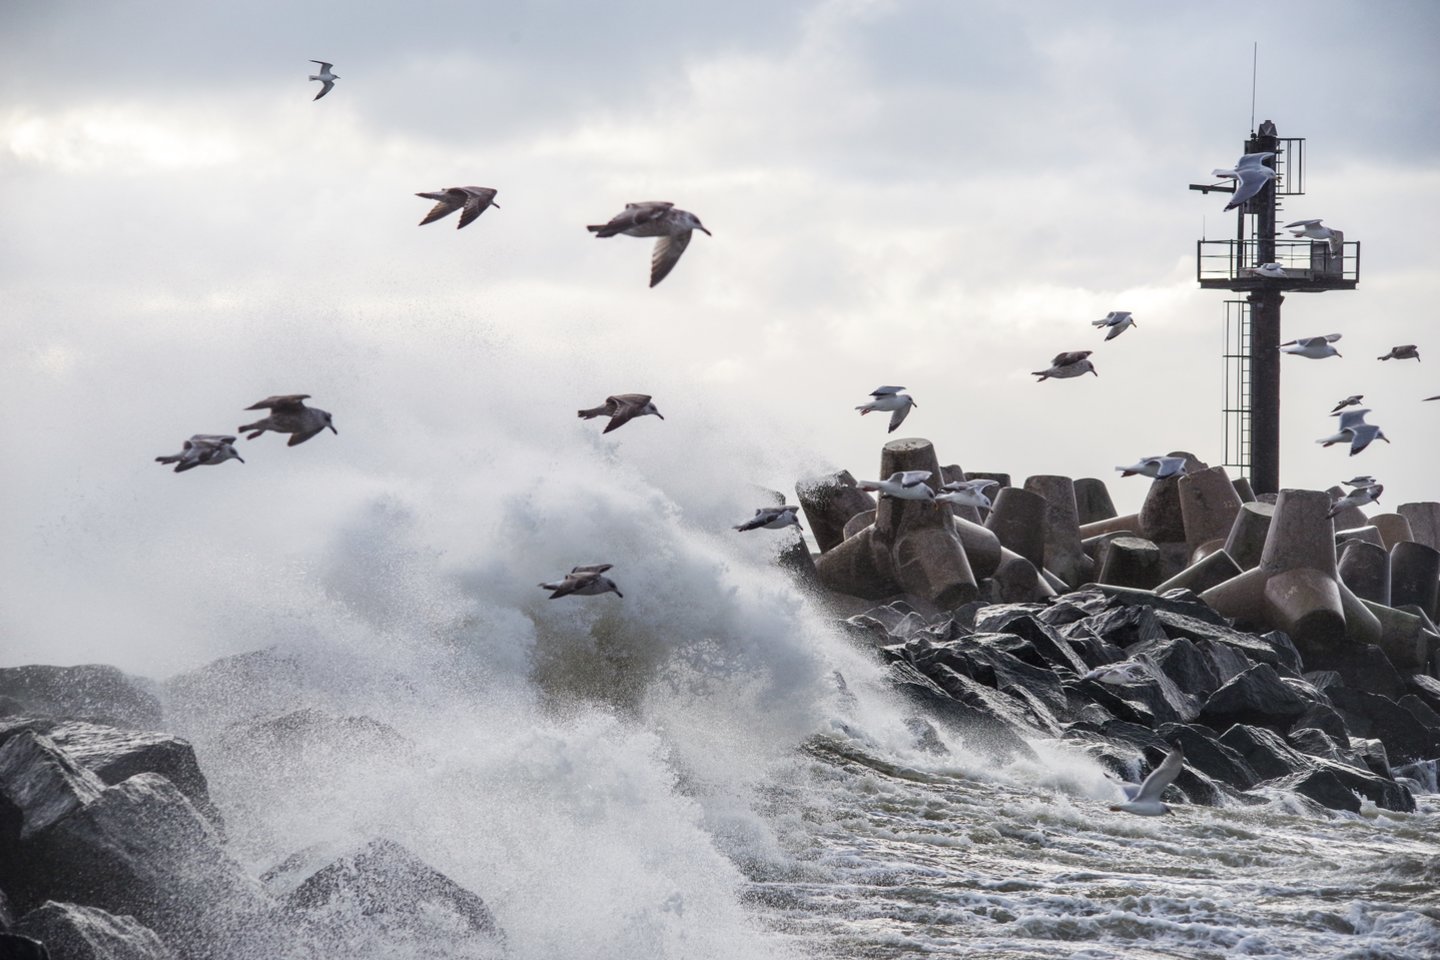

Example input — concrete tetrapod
[1398,502,1440,552]
[1371,513,1416,552]
[1096,536,1163,589]
[1338,539,1391,606]
[796,470,875,553]
[984,486,1047,570]
[1390,541,1440,620]
[1023,475,1092,589]
[1223,501,1275,571]
[1073,477,1118,525]
[814,438,977,607]
[1178,466,1243,558]
[1202,488,1381,660]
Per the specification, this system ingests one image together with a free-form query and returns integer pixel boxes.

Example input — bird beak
[492,202,501,209]
[236,455,246,463]
[655,411,665,419]
[329,424,339,434]
[699,225,712,236]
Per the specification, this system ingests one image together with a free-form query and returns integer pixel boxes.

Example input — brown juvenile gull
[539,564,623,599]
[1109,743,1185,816]
[855,386,916,433]
[415,186,500,229]
[308,61,339,100]
[578,394,663,434]
[240,395,337,446]
[1032,351,1097,381]
[734,505,801,532]
[1378,344,1420,362]
[1331,394,1364,413]
[587,202,710,287]
[155,435,244,473]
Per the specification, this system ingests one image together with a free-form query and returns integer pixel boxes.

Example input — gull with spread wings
[240,395,337,446]
[587,202,710,287]
[415,186,499,229]
[578,394,664,434]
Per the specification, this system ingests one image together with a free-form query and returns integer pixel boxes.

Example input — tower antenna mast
[1250,42,1258,133]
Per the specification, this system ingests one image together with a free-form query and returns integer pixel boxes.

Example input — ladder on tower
[1222,299,1252,474]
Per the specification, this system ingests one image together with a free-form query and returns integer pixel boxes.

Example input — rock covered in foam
[13,901,176,960]
[0,666,160,730]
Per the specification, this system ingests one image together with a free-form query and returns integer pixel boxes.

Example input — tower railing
[1196,239,1359,289]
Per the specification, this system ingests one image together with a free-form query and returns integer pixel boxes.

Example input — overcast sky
[3,0,1439,672]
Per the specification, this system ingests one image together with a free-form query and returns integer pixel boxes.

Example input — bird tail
[1032,372,1049,381]
[155,455,180,465]
[577,406,608,419]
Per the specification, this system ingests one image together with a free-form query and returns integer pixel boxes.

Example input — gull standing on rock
[415,186,499,229]
[936,478,999,509]
[308,60,339,100]
[855,386,917,433]
[539,564,623,599]
[587,202,710,287]
[858,471,935,501]
[1109,743,1186,816]
[578,394,663,434]
[239,395,337,446]
[1331,394,1364,413]
[1280,334,1342,359]
[1378,344,1420,362]
[1285,218,1343,255]
[1032,351,1097,381]
[1213,152,1275,211]
[1317,409,1390,456]
[155,435,244,473]
[733,505,802,532]
[1328,483,1382,519]
[1092,311,1136,341]
[1115,456,1188,480]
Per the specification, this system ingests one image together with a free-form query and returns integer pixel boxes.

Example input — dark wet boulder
[886,634,1068,719]
[1218,724,1314,781]
[1286,728,1365,770]
[1198,663,1312,732]
[1064,604,1167,649]
[43,722,222,831]
[970,611,1091,676]
[884,661,1036,761]
[1151,612,1300,673]
[1305,645,1406,701]
[0,732,105,842]
[1,885,14,928]
[1290,702,1350,743]
[1406,673,1440,714]
[13,901,176,960]
[15,773,275,960]
[0,667,160,730]
[1325,688,1440,762]
[1285,761,1415,813]
[0,934,49,959]
[264,838,503,956]
[1155,723,1260,791]
[1129,637,1226,699]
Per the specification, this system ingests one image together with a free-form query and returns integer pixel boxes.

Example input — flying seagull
[1284,218,1343,255]
[1317,408,1389,456]
[1092,311,1136,341]
[857,471,936,501]
[539,564,623,599]
[239,395,337,446]
[1378,344,1420,362]
[1327,483,1382,519]
[1033,351,1097,381]
[855,386,917,433]
[587,202,710,287]
[577,394,663,434]
[734,505,802,532]
[155,434,244,473]
[1115,456,1188,480]
[1213,152,1275,211]
[415,186,499,229]
[1109,743,1186,816]
[1331,394,1364,414]
[936,478,999,509]
[308,61,338,100]
[1341,475,1377,488]
[1280,334,1342,359]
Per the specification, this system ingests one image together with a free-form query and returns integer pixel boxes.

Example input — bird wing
[313,80,334,101]
[458,188,498,228]
[1225,163,1274,210]
[1323,333,1342,342]
[1335,409,1371,430]
[1051,350,1092,367]
[870,385,906,396]
[416,193,462,225]
[1285,219,1323,228]
[892,470,933,486]
[649,231,693,287]
[570,563,614,575]
[888,403,912,433]
[246,394,310,412]
[1349,425,1384,455]
[190,434,237,446]
[1133,745,1185,803]
[310,61,334,71]
[286,420,328,446]
[608,394,653,408]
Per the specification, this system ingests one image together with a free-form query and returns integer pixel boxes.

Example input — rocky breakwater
[804,437,1440,813]
[0,663,507,960]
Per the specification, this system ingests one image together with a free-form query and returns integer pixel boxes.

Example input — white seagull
[539,564,623,599]
[577,394,663,434]
[936,478,999,510]
[1255,263,1287,279]
[1033,351,1097,381]
[308,60,339,100]
[1284,218,1343,255]
[240,395,337,446]
[855,386,917,433]
[1092,311,1136,341]
[155,434,244,473]
[1109,743,1186,816]
[1341,475,1377,488]
[1317,409,1390,456]
[1280,334,1342,359]
[1213,152,1275,211]
[1378,344,1420,362]
[857,471,936,501]
[1327,483,1382,519]
[1115,456,1188,480]
[1331,394,1364,413]
[415,186,499,229]
[587,202,710,287]
[734,505,802,532]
